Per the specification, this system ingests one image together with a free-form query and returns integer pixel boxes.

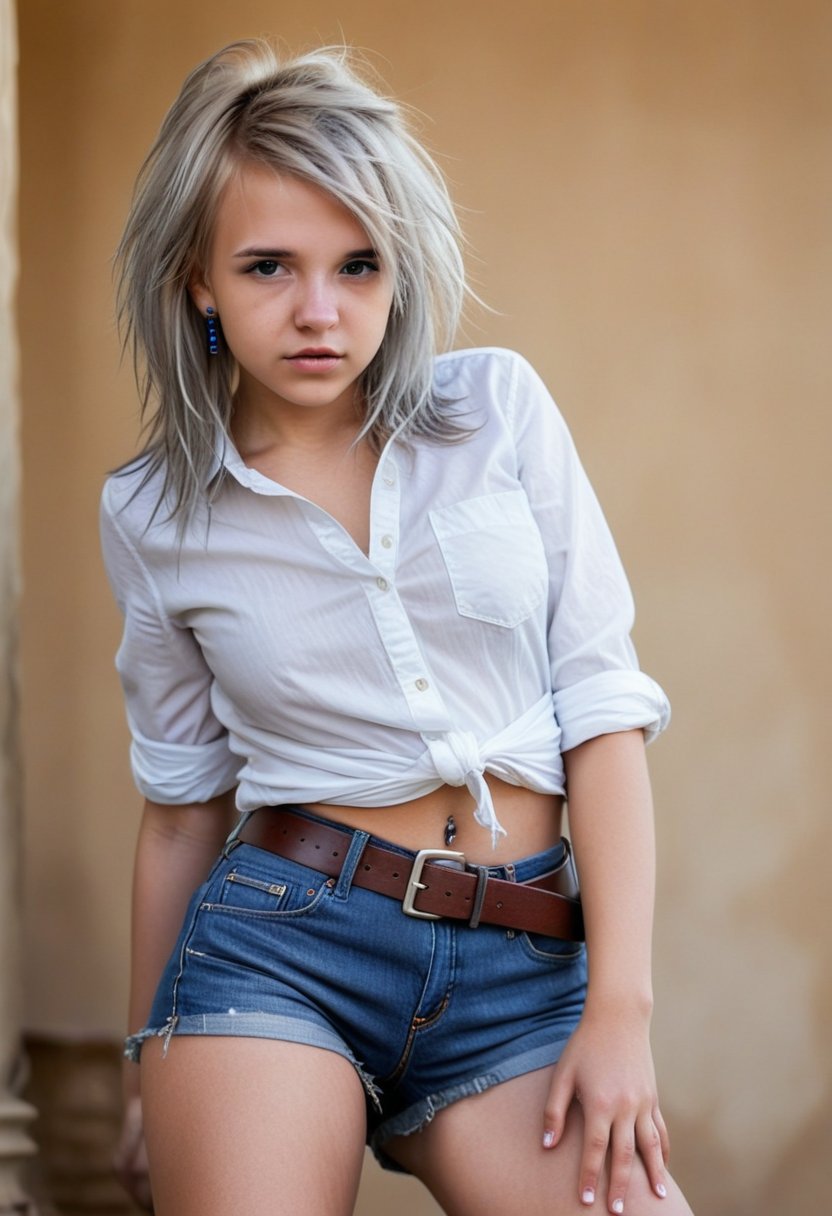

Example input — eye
[246,260,282,277]
[341,258,379,277]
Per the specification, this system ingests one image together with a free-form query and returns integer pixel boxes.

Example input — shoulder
[433,346,537,397]
[433,347,558,432]
[100,454,172,547]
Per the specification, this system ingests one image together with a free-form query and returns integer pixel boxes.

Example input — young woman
[102,39,694,1216]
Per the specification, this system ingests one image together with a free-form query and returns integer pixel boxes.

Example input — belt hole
[392,871,400,878]
[363,864,371,871]
[332,850,339,858]
[445,891,452,897]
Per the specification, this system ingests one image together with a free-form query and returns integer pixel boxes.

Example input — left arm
[501,352,671,1206]
[542,728,670,1211]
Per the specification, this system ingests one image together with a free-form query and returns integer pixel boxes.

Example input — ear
[188,269,215,317]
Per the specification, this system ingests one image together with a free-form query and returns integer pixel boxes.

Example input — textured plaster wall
[16,2,831,1213]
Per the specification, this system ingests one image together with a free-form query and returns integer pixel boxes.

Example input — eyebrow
[232,247,378,260]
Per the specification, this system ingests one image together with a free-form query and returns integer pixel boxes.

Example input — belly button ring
[444,815,457,847]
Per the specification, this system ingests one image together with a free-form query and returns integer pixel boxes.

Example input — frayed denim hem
[122,1012,382,1111]
[369,1038,571,1173]
[123,1027,157,1064]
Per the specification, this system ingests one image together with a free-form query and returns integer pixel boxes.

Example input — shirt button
[376,576,389,592]
[415,678,429,692]
[380,534,393,549]
[383,468,396,487]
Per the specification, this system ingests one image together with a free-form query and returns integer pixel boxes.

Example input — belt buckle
[402,848,466,920]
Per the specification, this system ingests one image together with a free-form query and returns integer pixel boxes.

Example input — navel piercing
[444,815,457,847]
[205,307,220,356]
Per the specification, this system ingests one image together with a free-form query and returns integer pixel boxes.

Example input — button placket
[364,593,448,727]
[369,452,400,577]
[362,446,450,731]
[301,504,374,574]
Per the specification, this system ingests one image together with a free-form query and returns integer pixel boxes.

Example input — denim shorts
[126,807,587,1170]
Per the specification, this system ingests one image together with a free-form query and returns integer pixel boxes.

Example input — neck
[231,387,365,458]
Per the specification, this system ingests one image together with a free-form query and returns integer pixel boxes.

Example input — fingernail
[656,1183,667,1198]
[581,1189,595,1205]
[612,1202,624,1215]
[543,1130,555,1148]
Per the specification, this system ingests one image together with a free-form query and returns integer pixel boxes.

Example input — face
[190,163,395,430]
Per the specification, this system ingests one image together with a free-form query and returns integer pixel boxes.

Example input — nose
[293,276,339,331]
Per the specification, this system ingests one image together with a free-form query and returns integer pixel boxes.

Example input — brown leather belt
[236,808,585,942]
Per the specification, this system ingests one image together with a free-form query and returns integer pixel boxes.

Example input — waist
[233,804,583,941]
[302,775,563,866]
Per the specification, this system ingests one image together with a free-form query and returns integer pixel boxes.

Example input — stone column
[0,1,39,1210]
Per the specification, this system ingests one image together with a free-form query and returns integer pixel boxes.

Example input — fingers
[113,1095,154,1211]
[577,1105,669,1214]
[640,1107,670,1199]
[606,1116,638,1213]
[541,1061,575,1149]
[576,1102,615,1210]
[654,1104,671,1164]
[542,1069,671,1213]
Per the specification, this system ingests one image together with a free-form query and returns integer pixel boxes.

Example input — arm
[115,791,237,1207]
[127,791,238,1041]
[101,481,241,1201]
[542,729,670,1211]
[500,353,671,1205]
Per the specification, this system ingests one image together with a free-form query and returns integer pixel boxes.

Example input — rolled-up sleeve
[508,355,670,752]
[100,480,240,803]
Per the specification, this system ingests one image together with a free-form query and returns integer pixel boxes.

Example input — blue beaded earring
[205,307,220,356]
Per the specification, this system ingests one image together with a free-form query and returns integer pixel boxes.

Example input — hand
[113,1093,153,1211]
[542,1006,670,1213]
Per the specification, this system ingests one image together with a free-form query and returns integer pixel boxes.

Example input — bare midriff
[303,774,564,867]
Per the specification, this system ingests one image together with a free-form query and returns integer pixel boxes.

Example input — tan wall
[17,2,831,1213]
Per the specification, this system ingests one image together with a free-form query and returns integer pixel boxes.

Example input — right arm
[101,483,240,1204]
[127,791,238,1046]
[116,791,236,1207]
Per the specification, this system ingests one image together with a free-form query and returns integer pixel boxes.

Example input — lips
[285,348,344,373]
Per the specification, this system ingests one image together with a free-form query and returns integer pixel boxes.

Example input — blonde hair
[115,39,470,525]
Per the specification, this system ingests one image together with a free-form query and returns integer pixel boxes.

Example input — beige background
[16,2,831,1213]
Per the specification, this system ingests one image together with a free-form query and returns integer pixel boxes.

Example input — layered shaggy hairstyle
[115,39,469,525]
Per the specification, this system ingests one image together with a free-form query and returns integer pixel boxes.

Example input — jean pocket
[518,933,586,966]
[430,490,548,627]
[201,854,332,919]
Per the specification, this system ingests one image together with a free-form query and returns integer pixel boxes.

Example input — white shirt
[100,348,669,843]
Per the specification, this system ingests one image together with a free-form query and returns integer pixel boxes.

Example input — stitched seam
[381,995,451,1088]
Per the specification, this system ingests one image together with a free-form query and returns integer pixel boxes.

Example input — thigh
[386,1065,693,1216]
[141,1036,367,1216]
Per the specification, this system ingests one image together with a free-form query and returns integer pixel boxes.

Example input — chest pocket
[430,490,548,628]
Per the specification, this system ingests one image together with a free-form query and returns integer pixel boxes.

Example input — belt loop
[467,864,490,929]
[222,810,253,858]
[333,829,370,901]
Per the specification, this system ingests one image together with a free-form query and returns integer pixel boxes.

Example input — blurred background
[2,0,829,1212]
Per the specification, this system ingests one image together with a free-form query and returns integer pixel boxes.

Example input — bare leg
[141,1037,367,1216]
[386,1065,693,1216]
